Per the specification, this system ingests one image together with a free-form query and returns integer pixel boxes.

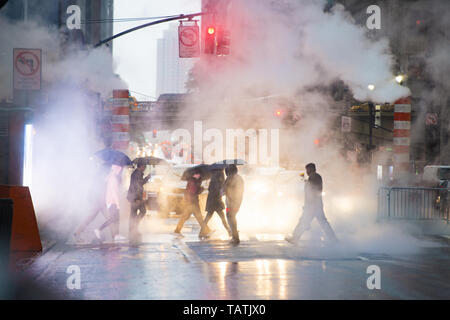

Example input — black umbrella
[94,148,132,166]
[132,156,169,166]
[181,164,211,181]
[210,159,246,170]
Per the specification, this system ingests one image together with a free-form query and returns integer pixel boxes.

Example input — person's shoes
[229,238,240,246]
[114,234,127,243]
[172,231,184,238]
[94,229,102,240]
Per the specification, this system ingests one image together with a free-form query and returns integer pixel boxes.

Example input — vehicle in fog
[241,165,305,208]
[422,165,450,187]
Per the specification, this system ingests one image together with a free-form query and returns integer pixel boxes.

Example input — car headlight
[251,182,270,194]
[334,197,353,212]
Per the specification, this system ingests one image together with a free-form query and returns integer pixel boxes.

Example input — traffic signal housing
[216,27,230,55]
[204,26,216,54]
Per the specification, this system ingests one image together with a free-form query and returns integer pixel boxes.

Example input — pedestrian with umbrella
[74,149,131,243]
[73,161,110,241]
[174,168,212,238]
[203,169,232,237]
[94,163,127,242]
[127,158,151,244]
[223,164,245,245]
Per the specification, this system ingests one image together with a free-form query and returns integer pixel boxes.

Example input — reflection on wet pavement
[17,216,450,299]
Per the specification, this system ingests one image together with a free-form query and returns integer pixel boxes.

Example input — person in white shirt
[95,164,126,242]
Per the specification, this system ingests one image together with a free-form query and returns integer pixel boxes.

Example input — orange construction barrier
[0,185,42,252]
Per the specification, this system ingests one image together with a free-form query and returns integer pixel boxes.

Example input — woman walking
[203,170,232,237]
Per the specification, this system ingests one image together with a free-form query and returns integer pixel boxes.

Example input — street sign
[13,48,42,90]
[375,104,381,126]
[425,113,438,126]
[341,116,352,132]
[179,24,200,58]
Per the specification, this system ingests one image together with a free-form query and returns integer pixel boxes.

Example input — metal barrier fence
[378,187,450,221]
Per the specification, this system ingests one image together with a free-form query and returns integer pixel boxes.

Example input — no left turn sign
[13,48,42,90]
[425,113,438,126]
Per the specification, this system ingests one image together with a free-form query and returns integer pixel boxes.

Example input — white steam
[180,0,427,255]
[0,16,127,236]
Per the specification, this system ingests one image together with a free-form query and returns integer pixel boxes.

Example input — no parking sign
[13,48,42,90]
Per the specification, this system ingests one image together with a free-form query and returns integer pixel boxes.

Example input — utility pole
[368,102,374,149]
[94,12,206,48]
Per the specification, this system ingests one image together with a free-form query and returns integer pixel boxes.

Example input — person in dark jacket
[174,170,211,238]
[203,170,232,237]
[223,164,244,245]
[127,158,151,243]
[286,163,338,245]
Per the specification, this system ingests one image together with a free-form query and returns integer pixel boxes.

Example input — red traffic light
[275,110,282,117]
[204,26,216,54]
[313,139,320,145]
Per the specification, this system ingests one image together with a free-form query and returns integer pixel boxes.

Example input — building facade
[337,0,450,170]
[1,0,114,50]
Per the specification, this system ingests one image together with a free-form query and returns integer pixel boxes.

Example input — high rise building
[1,0,114,53]
[156,23,197,98]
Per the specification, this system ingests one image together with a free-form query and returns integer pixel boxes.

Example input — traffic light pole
[94,12,206,48]
[369,102,374,150]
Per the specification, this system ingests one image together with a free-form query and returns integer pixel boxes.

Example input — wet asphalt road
[10,216,450,300]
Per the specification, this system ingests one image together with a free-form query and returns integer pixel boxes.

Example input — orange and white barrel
[111,89,130,150]
[393,97,411,177]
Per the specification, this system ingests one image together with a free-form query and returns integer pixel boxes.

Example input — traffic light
[275,110,282,117]
[216,28,230,55]
[204,26,216,54]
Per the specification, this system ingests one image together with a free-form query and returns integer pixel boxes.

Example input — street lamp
[368,84,375,91]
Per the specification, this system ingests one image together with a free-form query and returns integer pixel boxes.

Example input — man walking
[286,163,338,245]
[174,170,211,238]
[223,164,244,245]
[127,158,151,243]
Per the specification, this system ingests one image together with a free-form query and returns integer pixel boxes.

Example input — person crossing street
[127,158,151,244]
[174,170,212,238]
[223,164,244,245]
[286,163,338,245]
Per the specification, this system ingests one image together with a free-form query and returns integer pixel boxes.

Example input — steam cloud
[0,16,127,237]
[0,1,445,255]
